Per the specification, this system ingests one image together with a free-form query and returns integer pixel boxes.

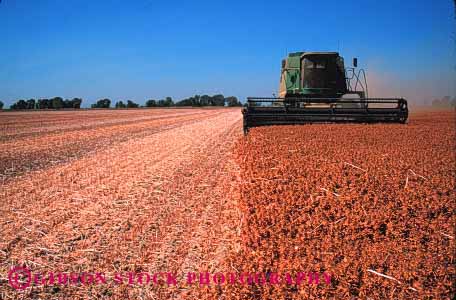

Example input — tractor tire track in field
[0,109,242,300]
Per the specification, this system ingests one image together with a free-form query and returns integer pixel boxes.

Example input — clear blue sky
[0,0,454,107]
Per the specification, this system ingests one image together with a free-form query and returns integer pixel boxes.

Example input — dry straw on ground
[0,109,242,299]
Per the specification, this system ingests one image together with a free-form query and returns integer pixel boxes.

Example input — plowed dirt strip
[0,109,242,299]
[200,111,455,300]
[0,109,225,179]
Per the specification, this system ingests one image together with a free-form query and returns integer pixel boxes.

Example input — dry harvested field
[0,109,455,299]
[0,109,236,178]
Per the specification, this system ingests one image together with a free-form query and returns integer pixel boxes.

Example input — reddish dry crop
[197,111,455,299]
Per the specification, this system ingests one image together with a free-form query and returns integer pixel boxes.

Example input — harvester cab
[242,51,408,133]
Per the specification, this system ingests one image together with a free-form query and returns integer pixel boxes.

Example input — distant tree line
[144,97,175,108]
[112,94,241,108]
[91,99,111,108]
[4,94,242,110]
[8,98,82,110]
[115,100,140,108]
[431,96,456,108]
[173,95,241,107]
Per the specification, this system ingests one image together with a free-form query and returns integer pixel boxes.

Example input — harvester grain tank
[242,52,408,133]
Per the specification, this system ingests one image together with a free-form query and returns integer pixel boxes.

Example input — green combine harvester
[242,52,408,133]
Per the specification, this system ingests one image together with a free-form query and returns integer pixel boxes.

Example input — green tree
[175,94,240,107]
[10,99,27,109]
[51,97,64,109]
[126,100,139,108]
[176,96,197,106]
[71,98,83,108]
[37,99,51,109]
[0,101,3,109]
[63,99,72,108]
[164,97,174,107]
[157,99,166,107]
[145,99,157,107]
[212,94,225,106]
[115,100,126,108]
[92,99,111,108]
[26,99,36,109]
[192,95,201,106]
[225,96,241,107]
[200,95,211,106]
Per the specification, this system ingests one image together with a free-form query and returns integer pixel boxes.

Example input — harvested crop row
[199,111,455,299]
[0,109,243,299]
[0,109,204,140]
[0,109,225,179]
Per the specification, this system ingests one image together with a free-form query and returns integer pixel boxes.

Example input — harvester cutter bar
[242,97,408,133]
